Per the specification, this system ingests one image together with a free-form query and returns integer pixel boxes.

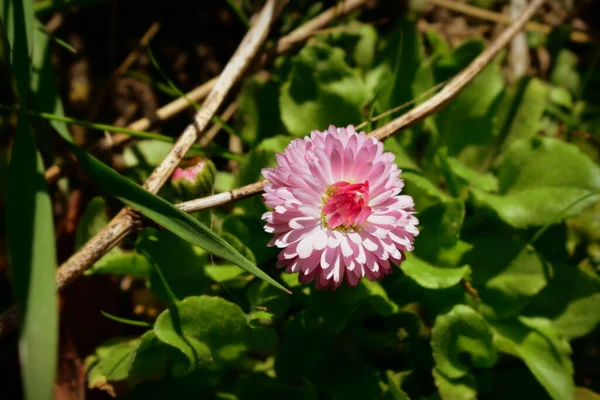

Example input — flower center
[322,181,372,230]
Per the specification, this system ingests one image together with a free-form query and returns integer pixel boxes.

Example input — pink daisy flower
[261,125,419,290]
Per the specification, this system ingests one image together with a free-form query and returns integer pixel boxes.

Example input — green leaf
[492,317,574,400]
[123,140,173,168]
[414,198,465,265]
[86,332,172,396]
[473,138,600,228]
[86,250,152,277]
[154,296,250,369]
[204,265,245,282]
[466,237,548,318]
[237,73,287,144]
[432,369,477,400]
[400,254,470,290]
[74,149,289,294]
[374,19,424,123]
[444,157,498,192]
[434,40,504,167]
[138,229,209,301]
[3,6,58,400]
[279,42,369,137]
[402,171,450,212]
[431,305,497,379]
[6,118,58,400]
[497,77,549,151]
[525,263,600,340]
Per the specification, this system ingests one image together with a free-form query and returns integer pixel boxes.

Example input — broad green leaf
[472,187,599,229]
[280,42,369,137]
[204,265,245,282]
[86,332,172,396]
[222,214,275,264]
[431,305,497,379]
[466,237,547,318]
[400,254,470,290]
[492,317,574,400]
[498,138,600,193]
[74,149,289,293]
[414,198,465,265]
[154,296,249,369]
[123,140,173,168]
[237,73,286,145]
[374,19,424,124]
[434,40,504,167]
[525,263,600,340]
[432,369,477,400]
[498,77,549,151]
[472,138,600,228]
[402,171,449,212]
[444,157,498,192]
[138,229,209,301]
[3,5,58,400]
[85,250,152,277]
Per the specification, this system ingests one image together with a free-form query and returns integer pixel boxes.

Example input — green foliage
[4,6,599,400]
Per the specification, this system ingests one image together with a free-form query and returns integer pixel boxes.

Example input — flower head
[171,157,216,200]
[261,125,419,290]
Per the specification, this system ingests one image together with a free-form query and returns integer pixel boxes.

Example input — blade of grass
[2,4,58,400]
[0,105,244,161]
[36,26,76,53]
[75,146,290,294]
[100,311,151,328]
